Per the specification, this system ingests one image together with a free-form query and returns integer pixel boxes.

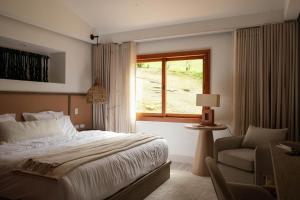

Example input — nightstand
[184,124,227,176]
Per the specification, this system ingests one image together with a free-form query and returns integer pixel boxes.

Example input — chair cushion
[218,148,255,172]
[242,125,287,148]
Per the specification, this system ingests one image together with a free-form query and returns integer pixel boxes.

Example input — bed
[0,92,170,200]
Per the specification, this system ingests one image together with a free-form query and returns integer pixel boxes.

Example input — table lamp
[196,94,220,126]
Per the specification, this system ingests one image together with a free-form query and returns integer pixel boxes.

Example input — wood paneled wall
[0,91,92,130]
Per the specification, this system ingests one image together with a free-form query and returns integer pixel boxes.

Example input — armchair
[214,125,287,185]
[205,157,274,200]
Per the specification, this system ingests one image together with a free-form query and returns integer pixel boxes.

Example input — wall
[136,32,233,163]
[100,11,283,43]
[0,15,91,93]
[49,52,66,83]
[0,0,93,42]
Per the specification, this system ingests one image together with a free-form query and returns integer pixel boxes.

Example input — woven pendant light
[86,78,107,104]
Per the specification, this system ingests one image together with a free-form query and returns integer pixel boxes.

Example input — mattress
[0,130,168,200]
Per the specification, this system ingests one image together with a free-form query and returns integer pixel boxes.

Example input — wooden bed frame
[0,91,93,130]
[107,161,171,200]
[0,91,171,200]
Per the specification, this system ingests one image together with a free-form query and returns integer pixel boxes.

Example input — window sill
[136,116,201,123]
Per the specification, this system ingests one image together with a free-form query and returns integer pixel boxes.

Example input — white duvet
[0,130,168,200]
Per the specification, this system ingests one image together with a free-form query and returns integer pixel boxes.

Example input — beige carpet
[145,170,217,200]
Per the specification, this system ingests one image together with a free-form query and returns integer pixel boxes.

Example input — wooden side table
[184,124,227,176]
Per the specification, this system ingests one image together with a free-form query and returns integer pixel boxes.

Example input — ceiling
[65,0,286,35]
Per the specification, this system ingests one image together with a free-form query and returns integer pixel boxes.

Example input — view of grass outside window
[136,61,162,113]
[166,59,203,114]
[136,59,203,115]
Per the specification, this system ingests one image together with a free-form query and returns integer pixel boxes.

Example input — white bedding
[0,130,168,200]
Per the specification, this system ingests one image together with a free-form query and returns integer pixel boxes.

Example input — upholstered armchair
[205,157,274,200]
[213,125,287,185]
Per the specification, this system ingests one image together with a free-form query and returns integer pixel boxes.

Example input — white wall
[0,0,93,42]
[136,32,234,163]
[0,15,91,93]
[100,11,283,43]
[284,0,300,20]
[49,52,66,83]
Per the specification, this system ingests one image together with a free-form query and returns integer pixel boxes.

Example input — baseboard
[168,154,193,164]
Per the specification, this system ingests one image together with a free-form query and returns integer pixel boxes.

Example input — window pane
[136,61,162,113]
[166,59,203,114]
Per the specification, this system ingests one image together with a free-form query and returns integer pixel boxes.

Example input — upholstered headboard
[0,91,92,130]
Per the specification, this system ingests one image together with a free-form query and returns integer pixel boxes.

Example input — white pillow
[0,113,16,122]
[57,115,78,136]
[0,119,64,143]
[23,111,64,121]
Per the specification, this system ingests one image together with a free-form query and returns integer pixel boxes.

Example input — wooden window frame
[136,49,210,123]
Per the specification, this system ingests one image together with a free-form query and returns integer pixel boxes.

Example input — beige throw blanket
[16,134,161,180]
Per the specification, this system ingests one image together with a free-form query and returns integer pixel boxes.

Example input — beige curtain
[233,21,299,141]
[92,42,136,133]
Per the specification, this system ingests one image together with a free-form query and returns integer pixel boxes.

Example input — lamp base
[201,109,215,126]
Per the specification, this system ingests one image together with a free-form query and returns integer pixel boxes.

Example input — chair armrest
[228,182,274,200]
[255,146,273,185]
[214,136,244,161]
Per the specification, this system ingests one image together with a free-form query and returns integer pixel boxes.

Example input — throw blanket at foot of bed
[15,134,162,180]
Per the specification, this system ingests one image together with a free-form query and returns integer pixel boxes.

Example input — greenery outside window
[136,50,210,123]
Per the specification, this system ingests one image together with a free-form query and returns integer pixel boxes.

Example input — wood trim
[0,91,92,130]
[68,95,71,116]
[166,113,201,118]
[203,50,210,94]
[0,93,69,121]
[162,58,166,115]
[136,49,210,122]
[137,50,210,61]
[0,91,87,96]
[137,58,163,62]
[106,161,171,200]
[138,56,205,62]
[136,113,201,123]
[136,113,162,117]
[165,56,204,61]
[137,116,202,123]
[136,113,201,119]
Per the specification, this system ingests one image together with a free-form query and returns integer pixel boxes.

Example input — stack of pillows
[0,111,78,143]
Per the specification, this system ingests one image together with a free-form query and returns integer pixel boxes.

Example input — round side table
[184,124,227,176]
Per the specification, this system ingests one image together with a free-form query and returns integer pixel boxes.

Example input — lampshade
[196,94,220,107]
[86,79,107,104]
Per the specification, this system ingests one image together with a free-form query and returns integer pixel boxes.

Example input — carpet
[145,170,218,200]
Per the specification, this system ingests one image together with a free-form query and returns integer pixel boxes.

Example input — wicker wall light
[86,78,107,104]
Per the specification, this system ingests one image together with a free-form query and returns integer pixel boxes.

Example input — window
[136,50,210,122]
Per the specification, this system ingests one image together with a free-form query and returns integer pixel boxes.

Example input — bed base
[0,162,171,200]
[106,161,171,200]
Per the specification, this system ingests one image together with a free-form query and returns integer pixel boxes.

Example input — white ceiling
[65,0,286,35]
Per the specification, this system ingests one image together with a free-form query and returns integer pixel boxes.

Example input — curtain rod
[237,19,298,31]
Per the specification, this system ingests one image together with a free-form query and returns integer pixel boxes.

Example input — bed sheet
[0,130,168,200]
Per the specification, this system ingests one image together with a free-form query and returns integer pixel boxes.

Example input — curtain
[0,47,49,82]
[92,44,113,130]
[233,21,299,141]
[92,42,136,133]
